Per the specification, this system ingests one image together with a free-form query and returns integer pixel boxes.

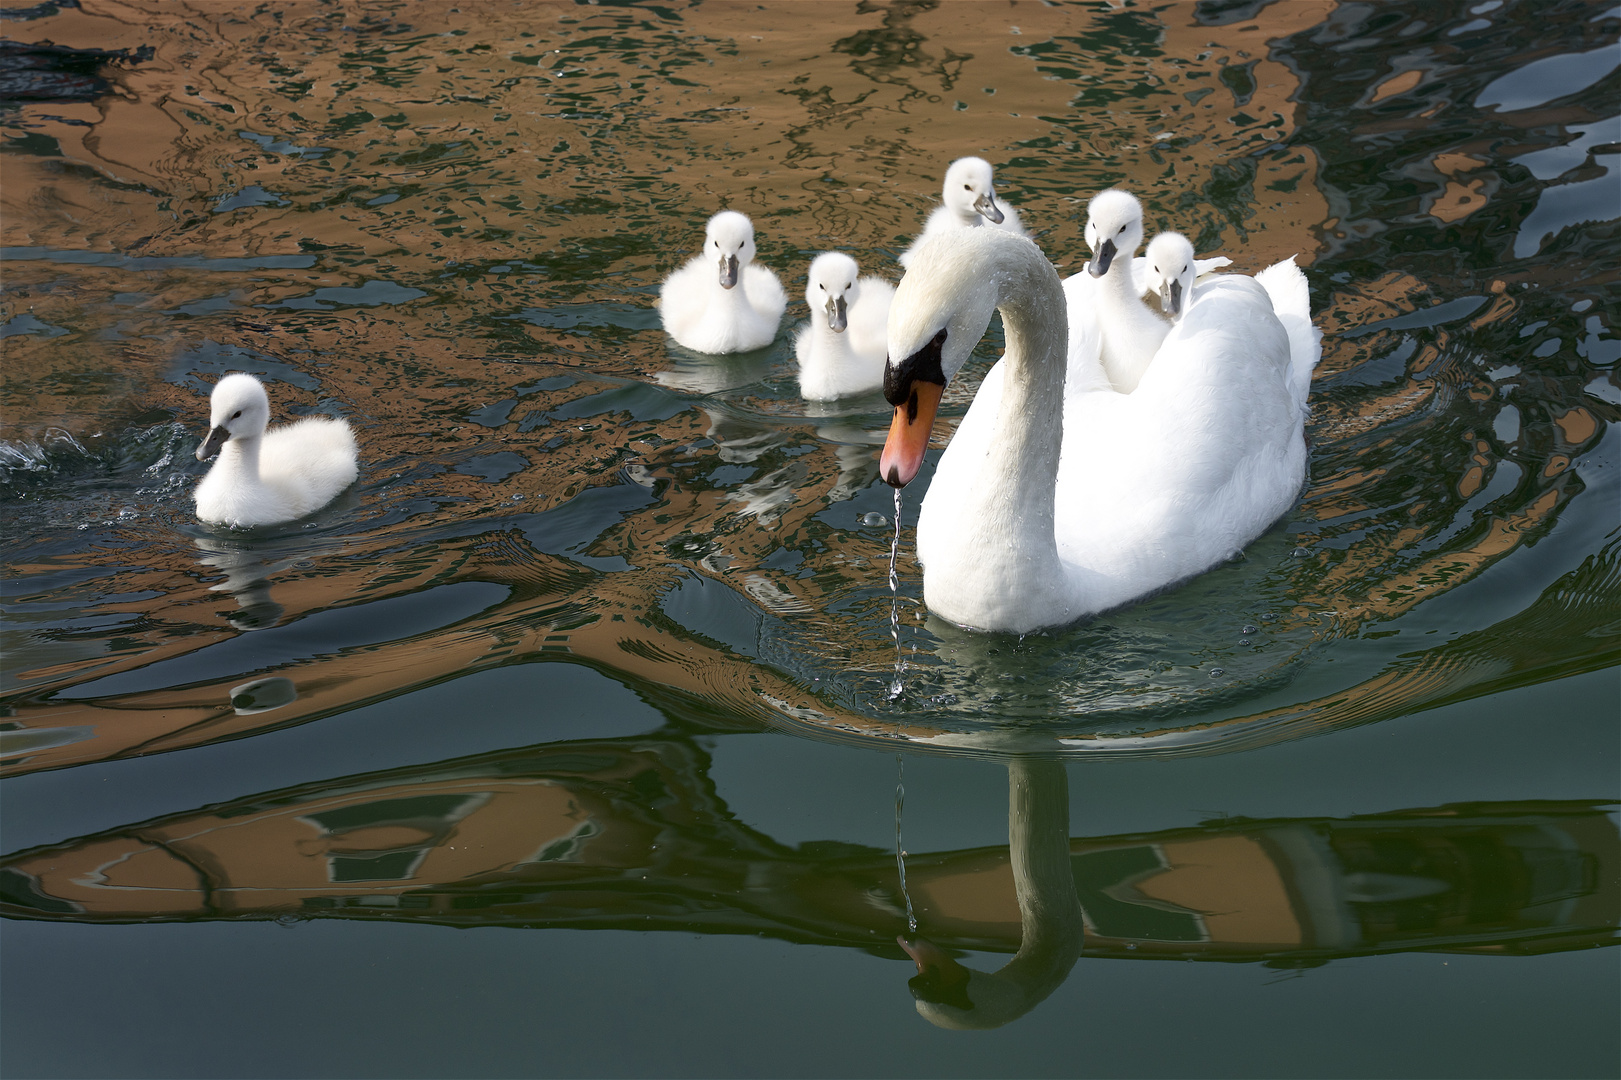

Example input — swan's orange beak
[879,380,943,488]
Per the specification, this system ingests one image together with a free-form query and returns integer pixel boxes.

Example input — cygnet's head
[1084,188,1145,279]
[1144,231,1196,319]
[196,373,271,461]
[804,252,861,333]
[941,157,1005,226]
[704,210,757,290]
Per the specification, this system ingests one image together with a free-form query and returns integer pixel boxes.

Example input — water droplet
[861,511,889,527]
[1241,624,1257,635]
[1291,547,1309,558]
[1239,638,1251,646]
[275,914,303,928]
[1209,668,1226,678]
[1261,612,1277,621]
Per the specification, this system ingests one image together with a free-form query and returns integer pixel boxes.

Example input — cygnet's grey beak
[1161,277,1184,319]
[1088,238,1117,278]
[973,190,1005,225]
[718,253,739,290]
[197,425,230,461]
[825,293,848,333]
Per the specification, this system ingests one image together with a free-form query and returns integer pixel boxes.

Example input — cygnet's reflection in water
[192,534,288,630]
[901,756,1084,1029]
[191,525,350,632]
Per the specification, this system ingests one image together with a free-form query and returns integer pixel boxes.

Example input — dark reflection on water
[4,732,1614,967]
[0,0,1617,1073]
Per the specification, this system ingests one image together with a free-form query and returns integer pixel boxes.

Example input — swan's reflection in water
[901,757,1083,1029]
[2,734,1613,1030]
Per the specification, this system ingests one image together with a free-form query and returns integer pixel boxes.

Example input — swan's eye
[231,410,242,420]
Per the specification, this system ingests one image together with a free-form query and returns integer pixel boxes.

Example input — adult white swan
[898,157,1026,267]
[658,210,786,353]
[194,373,358,528]
[794,252,894,400]
[879,228,1316,634]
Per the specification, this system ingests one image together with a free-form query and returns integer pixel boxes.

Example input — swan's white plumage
[194,373,358,528]
[658,210,786,353]
[898,157,1026,268]
[891,228,1317,633]
[794,252,894,400]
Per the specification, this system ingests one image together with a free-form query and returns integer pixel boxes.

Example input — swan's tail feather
[1255,256,1321,409]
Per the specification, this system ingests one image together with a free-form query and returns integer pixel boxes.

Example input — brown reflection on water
[2,1,1613,767]
[4,734,1615,966]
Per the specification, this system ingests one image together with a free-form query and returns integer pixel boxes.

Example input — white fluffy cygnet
[194,373,359,528]
[658,210,787,353]
[794,252,895,400]
[1081,188,1170,394]
[898,157,1027,267]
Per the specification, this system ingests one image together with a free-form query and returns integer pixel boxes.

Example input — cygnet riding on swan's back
[898,156,1026,267]
[1145,231,1321,406]
[658,210,787,354]
[194,373,359,528]
[794,252,895,400]
[880,227,1317,634]
[1079,189,1171,394]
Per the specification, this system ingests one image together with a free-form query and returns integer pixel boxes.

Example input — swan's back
[1056,274,1302,592]
[1252,256,1320,408]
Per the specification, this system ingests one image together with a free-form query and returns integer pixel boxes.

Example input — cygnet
[659,210,787,353]
[794,252,895,400]
[194,373,358,528]
[899,157,1026,267]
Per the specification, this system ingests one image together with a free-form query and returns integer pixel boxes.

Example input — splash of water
[894,751,917,933]
[885,487,906,702]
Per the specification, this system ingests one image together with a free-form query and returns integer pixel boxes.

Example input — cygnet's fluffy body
[899,157,1026,267]
[1081,188,1169,393]
[794,252,895,400]
[659,210,787,353]
[194,373,358,528]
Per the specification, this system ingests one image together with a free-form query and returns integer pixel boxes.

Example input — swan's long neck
[933,245,1069,627]
[998,756,1084,999]
[1096,252,1166,393]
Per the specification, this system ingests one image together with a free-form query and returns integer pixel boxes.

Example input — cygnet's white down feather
[659,210,787,354]
[794,252,895,400]
[899,157,1026,267]
[194,373,358,528]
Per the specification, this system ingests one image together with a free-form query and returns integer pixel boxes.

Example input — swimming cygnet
[194,373,359,528]
[659,210,787,353]
[794,252,895,400]
[898,156,1026,267]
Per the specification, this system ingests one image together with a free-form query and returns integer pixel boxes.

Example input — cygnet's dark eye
[963,183,972,190]
[231,410,242,420]
[1117,225,1126,235]
[845,282,852,289]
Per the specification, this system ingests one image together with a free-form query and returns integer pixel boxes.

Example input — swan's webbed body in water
[658,210,787,354]
[880,227,1317,634]
[194,373,359,528]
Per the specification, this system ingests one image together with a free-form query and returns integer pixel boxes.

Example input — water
[1,2,1617,1076]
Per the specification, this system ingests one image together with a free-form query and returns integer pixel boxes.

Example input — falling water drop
[895,751,918,933]
[886,487,907,702]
